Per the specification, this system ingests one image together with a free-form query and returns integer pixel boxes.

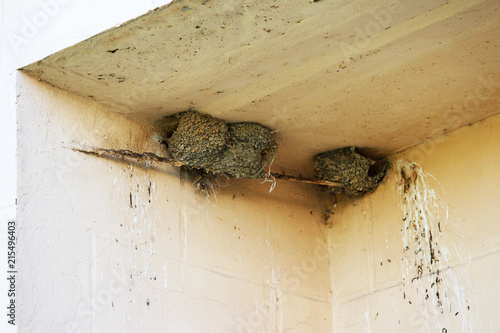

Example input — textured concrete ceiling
[21,0,500,175]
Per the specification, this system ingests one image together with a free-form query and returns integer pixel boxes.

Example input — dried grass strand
[70,145,342,188]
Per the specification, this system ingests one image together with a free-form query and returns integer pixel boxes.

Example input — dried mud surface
[314,146,389,196]
[156,111,273,178]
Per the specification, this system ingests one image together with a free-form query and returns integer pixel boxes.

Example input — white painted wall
[329,114,500,332]
[5,2,333,332]
[16,73,332,332]
[4,1,500,333]
[0,1,172,332]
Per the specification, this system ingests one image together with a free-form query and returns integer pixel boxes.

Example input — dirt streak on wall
[397,160,474,332]
[328,113,500,333]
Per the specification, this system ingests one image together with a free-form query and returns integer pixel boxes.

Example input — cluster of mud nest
[154,111,274,179]
[314,147,389,196]
[154,111,388,196]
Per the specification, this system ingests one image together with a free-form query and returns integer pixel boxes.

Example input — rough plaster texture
[4,0,500,332]
[19,71,500,332]
[0,5,18,332]
[328,113,500,332]
[20,0,500,176]
[1,0,171,332]
[17,74,332,332]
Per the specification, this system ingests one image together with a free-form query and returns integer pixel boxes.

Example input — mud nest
[155,111,274,179]
[314,146,389,196]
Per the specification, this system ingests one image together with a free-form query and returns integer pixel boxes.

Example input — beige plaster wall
[17,74,333,333]
[16,41,500,332]
[328,113,500,332]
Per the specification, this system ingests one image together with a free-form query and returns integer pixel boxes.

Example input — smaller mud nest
[314,147,389,196]
[155,111,274,179]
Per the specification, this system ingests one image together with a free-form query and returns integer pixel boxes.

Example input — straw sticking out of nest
[70,111,389,197]
[70,146,343,188]
[154,111,275,179]
[314,147,389,196]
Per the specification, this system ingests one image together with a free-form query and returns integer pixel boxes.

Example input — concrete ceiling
[21,0,500,175]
